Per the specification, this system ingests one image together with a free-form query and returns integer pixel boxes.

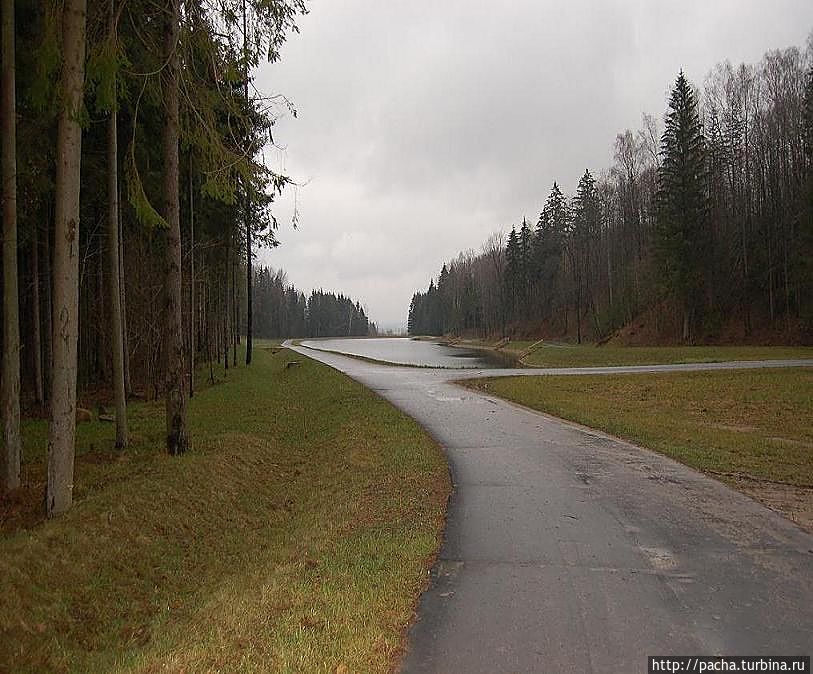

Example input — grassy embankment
[0,345,450,673]
[464,368,813,526]
[456,339,813,368]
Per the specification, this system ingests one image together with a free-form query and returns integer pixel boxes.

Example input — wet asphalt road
[286,344,813,673]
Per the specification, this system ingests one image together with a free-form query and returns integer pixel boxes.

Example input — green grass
[0,344,450,673]
[464,368,813,486]
[460,339,813,368]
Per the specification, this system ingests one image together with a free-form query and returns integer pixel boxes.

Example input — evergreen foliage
[504,227,520,321]
[535,182,567,321]
[408,46,812,344]
[252,266,375,339]
[655,71,709,341]
[569,169,598,342]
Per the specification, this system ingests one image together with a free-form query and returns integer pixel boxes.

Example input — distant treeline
[253,267,376,339]
[409,38,813,344]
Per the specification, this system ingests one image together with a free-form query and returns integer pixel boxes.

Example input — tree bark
[1,0,21,493]
[188,162,194,397]
[107,20,127,448]
[244,199,252,364]
[162,0,187,455]
[232,248,237,366]
[118,190,131,397]
[43,207,53,398]
[243,0,252,365]
[96,231,106,381]
[47,0,87,516]
[31,230,43,405]
[204,278,214,385]
[224,233,230,370]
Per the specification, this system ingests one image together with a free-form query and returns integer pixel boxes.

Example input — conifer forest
[0,0,324,513]
[409,41,813,346]
[252,266,375,339]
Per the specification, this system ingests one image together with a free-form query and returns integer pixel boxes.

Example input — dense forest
[409,38,813,345]
[253,266,375,339]
[0,0,311,514]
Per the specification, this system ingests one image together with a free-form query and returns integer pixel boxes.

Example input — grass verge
[463,368,813,526]
[458,339,813,368]
[0,345,450,673]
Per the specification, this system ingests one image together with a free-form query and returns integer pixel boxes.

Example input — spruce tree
[504,227,520,323]
[568,170,597,343]
[535,184,568,284]
[437,264,450,334]
[519,217,533,312]
[656,71,708,343]
[534,182,568,323]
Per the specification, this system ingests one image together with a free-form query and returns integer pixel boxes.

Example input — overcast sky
[255,1,813,331]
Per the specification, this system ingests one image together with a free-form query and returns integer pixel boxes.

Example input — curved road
[287,343,813,673]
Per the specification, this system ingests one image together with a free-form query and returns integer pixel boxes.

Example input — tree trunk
[245,191,252,364]
[188,163,194,397]
[1,0,21,493]
[682,302,692,344]
[162,0,187,455]
[47,0,87,517]
[767,227,774,324]
[575,271,582,345]
[107,41,127,448]
[43,207,53,398]
[235,283,240,347]
[232,246,237,366]
[783,235,790,332]
[119,192,131,397]
[96,232,106,381]
[216,275,221,365]
[606,231,613,313]
[31,230,43,405]
[243,0,253,365]
[205,280,214,385]
[224,234,230,370]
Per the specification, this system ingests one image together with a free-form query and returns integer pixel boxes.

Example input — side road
[287,343,813,674]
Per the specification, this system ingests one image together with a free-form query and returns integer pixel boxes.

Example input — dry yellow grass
[465,368,813,486]
[1,346,450,673]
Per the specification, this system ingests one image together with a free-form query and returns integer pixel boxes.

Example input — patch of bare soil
[0,482,45,534]
[605,300,683,345]
[606,300,812,346]
[733,479,813,533]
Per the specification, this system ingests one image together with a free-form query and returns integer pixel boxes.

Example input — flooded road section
[299,337,517,369]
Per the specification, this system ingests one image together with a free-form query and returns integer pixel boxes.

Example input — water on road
[299,337,516,369]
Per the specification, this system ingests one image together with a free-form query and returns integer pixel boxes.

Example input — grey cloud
[256,1,813,329]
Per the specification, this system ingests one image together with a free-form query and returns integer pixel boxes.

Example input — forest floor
[0,345,450,673]
[453,338,813,368]
[463,367,813,531]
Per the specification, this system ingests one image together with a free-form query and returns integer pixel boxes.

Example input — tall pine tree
[656,71,708,343]
[519,217,533,310]
[504,227,520,323]
[535,182,568,324]
[569,170,597,343]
